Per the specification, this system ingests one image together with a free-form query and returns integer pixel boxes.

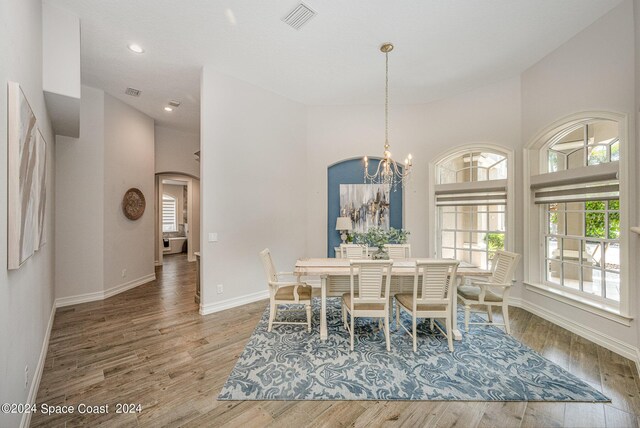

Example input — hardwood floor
[32,254,640,427]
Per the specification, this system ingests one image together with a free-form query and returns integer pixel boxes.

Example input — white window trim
[428,143,515,258]
[524,282,631,326]
[523,111,634,320]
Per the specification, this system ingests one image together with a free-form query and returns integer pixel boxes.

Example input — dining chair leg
[487,305,493,323]
[350,315,355,351]
[384,314,391,352]
[268,301,276,332]
[306,303,312,332]
[430,319,434,330]
[502,304,511,334]
[342,302,347,329]
[389,297,393,328]
[464,304,470,333]
[395,299,400,330]
[412,314,417,352]
[446,315,454,352]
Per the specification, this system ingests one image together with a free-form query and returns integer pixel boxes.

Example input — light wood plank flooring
[32,254,640,427]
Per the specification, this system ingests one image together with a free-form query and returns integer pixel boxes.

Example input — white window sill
[523,281,633,326]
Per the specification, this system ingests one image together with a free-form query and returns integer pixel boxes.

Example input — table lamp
[335,217,353,244]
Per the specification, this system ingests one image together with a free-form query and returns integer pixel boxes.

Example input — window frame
[523,112,633,323]
[542,200,620,302]
[429,144,515,261]
[437,204,507,270]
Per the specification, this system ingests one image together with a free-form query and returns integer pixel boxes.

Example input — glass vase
[371,247,389,260]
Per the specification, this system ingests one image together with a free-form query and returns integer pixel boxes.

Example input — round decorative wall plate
[122,188,146,220]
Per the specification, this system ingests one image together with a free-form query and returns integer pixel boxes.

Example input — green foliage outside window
[585,200,619,239]
[484,233,504,251]
[608,200,620,239]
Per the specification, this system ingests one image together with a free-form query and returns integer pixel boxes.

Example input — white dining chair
[384,244,411,259]
[340,244,368,259]
[457,250,521,334]
[260,248,312,332]
[395,260,459,352]
[342,259,393,351]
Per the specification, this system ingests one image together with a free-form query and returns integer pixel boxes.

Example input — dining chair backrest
[341,244,368,259]
[350,260,393,304]
[384,244,411,259]
[414,260,459,306]
[489,250,521,285]
[259,248,277,283]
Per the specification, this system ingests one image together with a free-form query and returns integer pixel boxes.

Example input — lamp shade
[335,216,353,231]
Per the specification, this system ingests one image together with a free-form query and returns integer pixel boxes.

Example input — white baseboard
[200,290,269,315]
[509,296,640,372]
[20,302,56,428]
[55,273,156,308]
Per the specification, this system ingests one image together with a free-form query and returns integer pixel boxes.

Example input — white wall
[42,1,80,99]
[200,69,307,311]
[521,0,638,348]
[55,86,104,300]
[155,125,200,178]
[55,89,156,303]
[0,0,56,426]
[103,94,155,291]
[306,77,522,262]
[635,0,640,349]
[42,1,80,138]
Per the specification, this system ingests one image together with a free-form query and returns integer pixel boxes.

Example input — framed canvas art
[339,183,390,233]
[7,82,47,270]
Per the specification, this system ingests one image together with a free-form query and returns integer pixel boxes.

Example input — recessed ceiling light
[164,106,173,112]
[128,44,144,54]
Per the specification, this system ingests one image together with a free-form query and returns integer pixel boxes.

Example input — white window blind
[434,179,507,206]
[162,195,177,232]
[531,161,619,204]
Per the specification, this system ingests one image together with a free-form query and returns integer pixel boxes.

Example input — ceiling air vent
[125,87,141,97]
[168,100,181,108]
[282,3,316,30]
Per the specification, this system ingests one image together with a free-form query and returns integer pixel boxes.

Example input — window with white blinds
[162,194,178,232]
[530,118,622,306]
[434,150,509,270]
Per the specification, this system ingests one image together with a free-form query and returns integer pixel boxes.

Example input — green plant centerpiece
[352,227,410,259]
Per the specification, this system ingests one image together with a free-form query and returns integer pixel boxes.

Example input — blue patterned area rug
[218,297,609,402]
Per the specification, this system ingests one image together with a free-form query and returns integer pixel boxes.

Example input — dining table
[294,257,492,341]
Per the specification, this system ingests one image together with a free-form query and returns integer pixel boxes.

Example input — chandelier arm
[364,159,384,180]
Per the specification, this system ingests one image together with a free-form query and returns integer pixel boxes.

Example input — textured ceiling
[51,0,623,133]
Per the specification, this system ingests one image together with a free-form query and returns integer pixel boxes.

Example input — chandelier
[364,43,413,190]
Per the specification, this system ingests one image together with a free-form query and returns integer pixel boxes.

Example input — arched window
[525,113,630,319]
[433,147,510,270]
[162,194,178,232]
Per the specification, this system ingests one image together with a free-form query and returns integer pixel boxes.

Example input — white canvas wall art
[339,184,390,233]
[7,82,47,270]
